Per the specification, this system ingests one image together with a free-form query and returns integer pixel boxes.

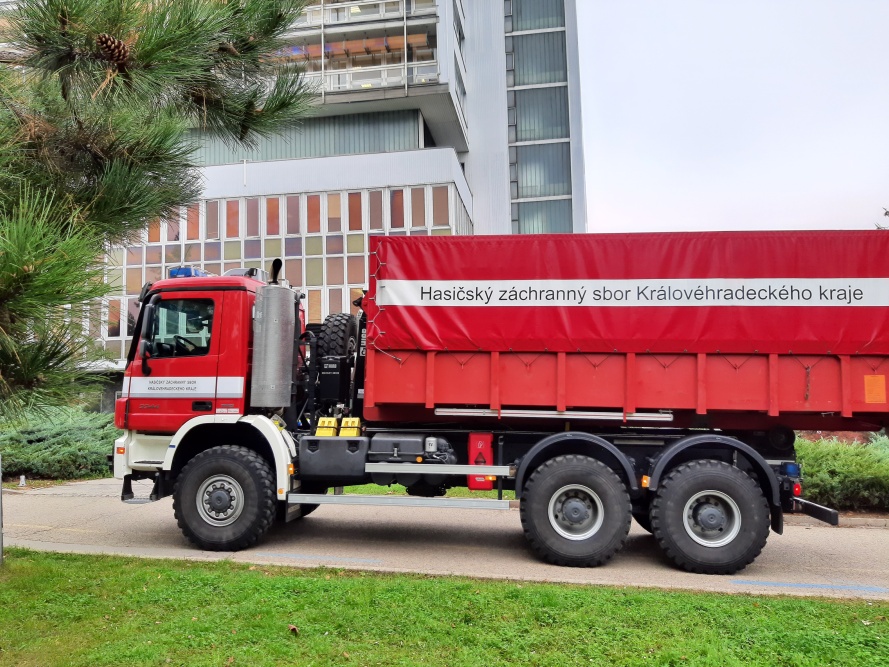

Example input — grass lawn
[0,549,886,667]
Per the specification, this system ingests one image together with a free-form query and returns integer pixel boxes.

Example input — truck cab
[113,272,306,532]
[117,276,260,434]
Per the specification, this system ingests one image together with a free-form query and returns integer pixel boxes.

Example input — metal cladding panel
[365,232,889,356]
[191,111,419,166]
[250,285,296,408]
[201,148,471,213]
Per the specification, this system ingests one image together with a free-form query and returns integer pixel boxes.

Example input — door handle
[192,401,213,412]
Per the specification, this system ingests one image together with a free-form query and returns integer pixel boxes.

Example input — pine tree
[0,0,312,418]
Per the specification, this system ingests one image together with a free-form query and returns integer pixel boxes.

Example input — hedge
[796,436,889,512]
[0,408,115,480]
[2,410,888,511]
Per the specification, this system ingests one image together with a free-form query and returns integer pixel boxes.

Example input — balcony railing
[304,62,438,92]
[296,0,437,28]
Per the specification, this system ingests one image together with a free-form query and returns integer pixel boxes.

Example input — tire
[316,313,358,359]
[173,445,276,551]
[520,455,631,567]
[650,459,770,575]
[632,510,653,534]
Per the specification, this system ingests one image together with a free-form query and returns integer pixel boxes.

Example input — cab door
[126,292,223,433]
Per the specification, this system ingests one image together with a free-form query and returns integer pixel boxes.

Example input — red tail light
[793,482,802,497]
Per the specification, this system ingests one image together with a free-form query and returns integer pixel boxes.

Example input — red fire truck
[111,230,889,575]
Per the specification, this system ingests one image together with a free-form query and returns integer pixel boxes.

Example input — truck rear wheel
[650,459,770,575]
[173,445,276,551]
[520,455,631,567]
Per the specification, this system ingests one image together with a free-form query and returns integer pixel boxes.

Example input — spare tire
[317,312,358,359]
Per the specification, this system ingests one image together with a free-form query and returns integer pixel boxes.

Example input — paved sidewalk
[3,478,889,600]
[6,478,888,527]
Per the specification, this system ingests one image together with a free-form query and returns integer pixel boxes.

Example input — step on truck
[111,230,889,575]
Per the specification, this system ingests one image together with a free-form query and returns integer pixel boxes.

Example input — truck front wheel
[520,455,631,567]
[173,445,276,551]
[650,459,770,575]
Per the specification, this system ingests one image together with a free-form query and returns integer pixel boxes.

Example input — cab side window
[149,299,214,358]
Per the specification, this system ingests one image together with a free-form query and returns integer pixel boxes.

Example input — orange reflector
[485,476,497,481]
[416,456,423,462]
[641,475,650,488]
[287,463,295,475]
[793,482,802,497]
[116,447,126,455]
[278,488,284,495]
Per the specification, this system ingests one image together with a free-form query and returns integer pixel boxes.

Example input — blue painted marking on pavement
[255,552,383,565]
[733,579,888,593]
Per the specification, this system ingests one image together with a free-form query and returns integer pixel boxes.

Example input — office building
[101,0,585,366]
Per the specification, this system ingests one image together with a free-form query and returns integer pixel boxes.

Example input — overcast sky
[577,1,889,233]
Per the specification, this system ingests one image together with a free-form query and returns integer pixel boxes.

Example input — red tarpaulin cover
[364,231,889,355]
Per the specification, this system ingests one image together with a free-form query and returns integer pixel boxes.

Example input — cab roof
[145,275,265,295]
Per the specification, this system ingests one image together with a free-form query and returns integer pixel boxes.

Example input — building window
[127,299,140,336]
[516,143,572,198]
[205,201,220,240]
[148,219,161,243]
[307,195,321,233]
[166,217,180,243]
[246,198,260,237]
[411,187,426,227]
[432,186,449,227]
[327,257,344,284]
[266,197,281,236]
[225,200,239,238]
[328,193,342,232]
[513,32,567,86]
[308,290,322,323]
[286,195,300,234]
[370,191,383,230]
[186,205,200,240]
[516,199,572,234]
[515,87,569,141]
[107,299,121,337]
[348,192,362,230]
[306,258,323,286]
[390,189,404,228]
[285,259,302,286]
[513,0,565,31]
[328,287,343,316]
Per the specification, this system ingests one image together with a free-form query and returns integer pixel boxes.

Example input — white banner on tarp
[377,278,889,307]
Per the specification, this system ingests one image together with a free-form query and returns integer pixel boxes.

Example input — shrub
[796,438,889,511]
[0,408,115,480]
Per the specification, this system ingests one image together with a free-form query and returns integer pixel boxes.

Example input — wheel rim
[196,475,245,527]
[547,484,605,541]
[682,490,742,548]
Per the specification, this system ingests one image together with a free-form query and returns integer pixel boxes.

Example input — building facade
[101,0,585,367]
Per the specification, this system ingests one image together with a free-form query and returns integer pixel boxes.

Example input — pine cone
[96,33,129,65]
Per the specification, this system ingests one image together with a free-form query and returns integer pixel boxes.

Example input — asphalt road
[3,479,888,600]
